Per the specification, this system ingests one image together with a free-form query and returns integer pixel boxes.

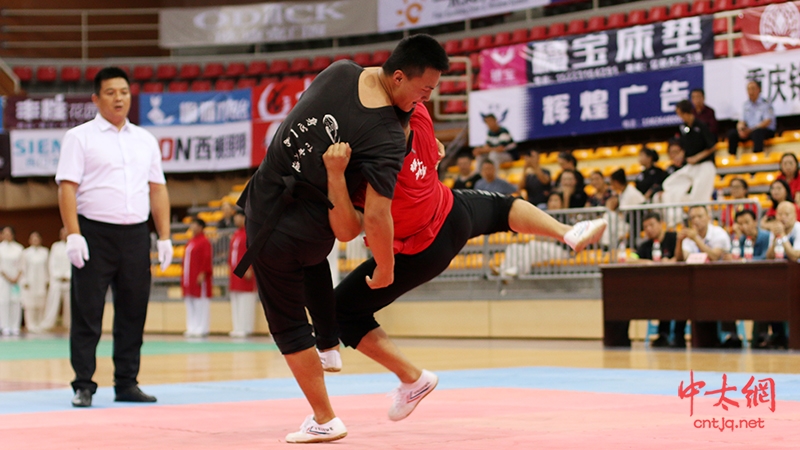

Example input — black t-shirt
[453,173,481,190]
[678,119,716,165]
[636,231,678,260]
[635,166,667,195]
[567,188,588,208]
[524,168,551,205]
[241,61,406,240]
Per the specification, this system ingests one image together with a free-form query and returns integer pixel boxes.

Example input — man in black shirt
[451,154,481,189]
[662,100,717,225]
[632,212,683,347]
[236,35,449,443]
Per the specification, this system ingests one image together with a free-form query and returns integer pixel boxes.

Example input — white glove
[66,234,90,269]
[157,239,174,272]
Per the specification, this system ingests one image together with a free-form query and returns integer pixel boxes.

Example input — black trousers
[332,190,516,348]
[246,220,338,355]
[728,128,775,154]
[70,216,151,393]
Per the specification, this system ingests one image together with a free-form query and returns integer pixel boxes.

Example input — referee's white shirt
[56,114,166,225]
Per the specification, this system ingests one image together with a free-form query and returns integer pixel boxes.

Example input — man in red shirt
[182,217,213,338]
[319,106,606,421]
[228,210,256,338]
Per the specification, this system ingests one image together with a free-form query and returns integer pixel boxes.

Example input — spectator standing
[662,100,717,213]
[728,80,776,156]
[40,228,71,331]
[20,232,49,333]
[691,88,718,136]
[451,154,481,190]
[228,210,256,338]
[0,226,23,336]
[217,202,236,229]
[474,160,518,195]
[472,113,518,170]
[182,218,213,338]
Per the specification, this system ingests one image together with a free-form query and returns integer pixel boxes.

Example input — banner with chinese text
[378,0,551,33]
[478,15,713,89]
[139,89,253,173]
[740,1,800,55]
[469,65,704,145]
[703,49,800,121]
[160,1,376,48]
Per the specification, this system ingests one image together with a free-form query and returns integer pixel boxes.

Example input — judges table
[601,260,800,349]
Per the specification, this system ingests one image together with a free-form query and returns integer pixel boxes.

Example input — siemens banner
[139,89,253,173]
[469,65,704,145]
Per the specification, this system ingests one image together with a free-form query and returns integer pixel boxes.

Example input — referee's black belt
[233,174,333,278]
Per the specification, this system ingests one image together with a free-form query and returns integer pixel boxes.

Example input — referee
[56,67,173,407]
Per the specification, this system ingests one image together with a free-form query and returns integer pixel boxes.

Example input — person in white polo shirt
[56,67,173,408]
[675,205,731,262]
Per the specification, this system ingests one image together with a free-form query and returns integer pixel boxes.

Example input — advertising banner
[478,15,714,89]
[251,77,311,166]
[703,49,800,121]
[469,65,704,145]
[139,89,253,173]
[740,1,800,55]
[9,128,67,177]
[3,94,96,130]
[160,1,377,48]
[378,0,550,33]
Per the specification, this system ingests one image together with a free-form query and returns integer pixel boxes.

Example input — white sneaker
[563,218,607,252]
[285,415,347,443]
[388,369,438,421]
[318,349,342,373]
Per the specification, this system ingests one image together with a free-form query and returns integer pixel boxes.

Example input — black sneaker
[721,337,743,349]
[670,339,687,349]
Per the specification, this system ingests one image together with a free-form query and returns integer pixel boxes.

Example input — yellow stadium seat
[208,200,222,208]
[624,163,641,175]
[506,171,523,185]
[617,144,640,157]
[764,151,783,163]
[597,146,621,158]
[232,183,247,192]
[655,159,670,170]
[173,245,186,258]
[714,140,729,151]
[602,165,622,177]
[766,130,800,145]
[648,141,668,154]
[714,174,734,189]
[443,177,455,188]
[172,232,190,241]
[579,167,594,179]
[585,184,597,196]
[447,165,459,174]
[541,152,559,164]
[749,171,779,186]
[738,153,761,166]
[573,149,595,161]
[715,155,738,168]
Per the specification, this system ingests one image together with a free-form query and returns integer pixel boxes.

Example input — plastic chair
[225,62,246,78]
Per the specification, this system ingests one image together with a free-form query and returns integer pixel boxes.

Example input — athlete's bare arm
[323,142,364,241]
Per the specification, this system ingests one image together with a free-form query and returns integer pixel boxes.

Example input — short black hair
[643,212,662,223]
[735,209,757,221]
[610,168,626,185]
[383,34,449,78]
[482,113,496,120]
[457,153,474,160]
[667,137,682,149]
[730,177,748,190]
[94,67,130,95]
[591,170,604,178]
[481,159,495,166]
[2,226,15,237]
[558,151,577,166]
[641,147,659,163]
[192,217,206,229]
[675,99,693,114]
[234,208,245,217]
[690,88,705,96]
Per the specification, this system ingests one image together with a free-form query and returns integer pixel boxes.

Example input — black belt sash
[233,174,333,278]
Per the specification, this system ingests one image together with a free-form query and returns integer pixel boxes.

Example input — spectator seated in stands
[728,80,776,156]
[518,150,551,208]
[634,147,666,203]
[777,153,800,200]
[731,209,772,261]
[675,205,731,263]
[558,169,588,208]
[587,170,612,207]
[545,191,563,211]
[760,179,800,233]
[720,177,758,232]
[474,160,518,195]
[218,201,236,229]
[472,113,518,170]
[630,212,681,347]
[452,153,481,190]
[757,201,800,349]
[554,151,584,189]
